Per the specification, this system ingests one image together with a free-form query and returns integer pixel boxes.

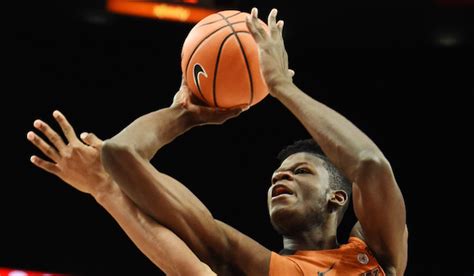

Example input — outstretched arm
[102,81,271,274]
[247,8,407,274]
[96,182,216,276]
[107,79,244,161]
[27,111,215,276]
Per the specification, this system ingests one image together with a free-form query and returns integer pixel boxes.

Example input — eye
[294,167,310,174]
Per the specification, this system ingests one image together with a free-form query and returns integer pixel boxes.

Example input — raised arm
[247,8,407,274]
[102,81,271,274]
[107,79,243,161]
[27,111,215,275]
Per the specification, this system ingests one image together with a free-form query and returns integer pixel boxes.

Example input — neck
[282,215,339,251]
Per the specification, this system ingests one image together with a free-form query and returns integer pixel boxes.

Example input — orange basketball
[181,10,269,109]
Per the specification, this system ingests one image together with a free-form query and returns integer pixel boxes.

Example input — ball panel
[194,10,242,29]
[185,28,233,105]
[223,13,247,25]
[216,10,243,20]
[215,33,252,108]
[181,12,242,80]
[237,32,268,106]
[223,12,267,33]
[181,22,229,76]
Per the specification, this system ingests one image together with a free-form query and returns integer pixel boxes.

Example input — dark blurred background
[5,0,474,275]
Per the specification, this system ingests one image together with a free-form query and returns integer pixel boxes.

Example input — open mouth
[271,184,294,198]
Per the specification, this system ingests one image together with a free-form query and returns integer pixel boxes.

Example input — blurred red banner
[0,268,68,276]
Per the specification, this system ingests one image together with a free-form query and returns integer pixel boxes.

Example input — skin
[269,153,342,250]
[102,8,407,276]
[101,79,265,275]
[27,111,215,276]
[249,7,408,274]
[30,6,408,276]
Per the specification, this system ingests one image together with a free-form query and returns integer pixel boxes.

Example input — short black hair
[277,139,351,197]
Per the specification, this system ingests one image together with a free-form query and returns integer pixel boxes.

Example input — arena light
[106,0,218,23]
[0,268,68,276]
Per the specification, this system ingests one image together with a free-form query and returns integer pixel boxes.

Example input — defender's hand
[27,110,111,196]
[171,78,247,125]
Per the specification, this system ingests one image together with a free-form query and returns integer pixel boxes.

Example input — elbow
[358,150,389,167]
[101,140,136,173]
[353,150,392,182]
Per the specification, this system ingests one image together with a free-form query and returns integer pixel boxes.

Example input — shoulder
[349,221,365,240]
[269,252,303,275]
[350,221,409,275]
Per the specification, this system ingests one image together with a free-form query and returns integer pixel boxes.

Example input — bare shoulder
[350,221,409,276]
[349,221,365,240]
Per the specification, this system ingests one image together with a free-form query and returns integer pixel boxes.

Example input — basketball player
[100,7,408,275]
[27,111,216,276]
[29,7,408,275]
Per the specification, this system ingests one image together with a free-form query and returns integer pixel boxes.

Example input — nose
[272,171,293,185]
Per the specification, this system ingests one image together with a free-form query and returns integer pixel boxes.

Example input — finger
[171,90,182,107]
[53,110,78,143]
[276,20,285,39]
[251,8,268,39]
[26,131,61,162]
[27,131,61,162]
[201,105,243,117]
[80,132,103,148]
[30,155,60,175]
[181,74,187,86]
[216,106,245,118]
[288,69,295,78]
[33,120,66,152]
[246,12,263,43]
[225,108,244,119]
[283,48,289,69]
[230,104,251,112]
[268,9,279,39]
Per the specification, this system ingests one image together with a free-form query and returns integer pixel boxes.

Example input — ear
[328,190,348,208]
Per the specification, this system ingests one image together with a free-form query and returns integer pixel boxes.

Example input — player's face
[267,152,331,233]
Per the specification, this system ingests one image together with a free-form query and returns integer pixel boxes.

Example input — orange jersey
[269,237,385,276]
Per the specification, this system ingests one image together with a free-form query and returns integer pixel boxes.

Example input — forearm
[108,105,197,160]
[272,81,386,180]
[101,143,230,268]
[94,184,209,275]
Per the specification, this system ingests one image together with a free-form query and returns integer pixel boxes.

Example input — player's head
[268,139,351,235]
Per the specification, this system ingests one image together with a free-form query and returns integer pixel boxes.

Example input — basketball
[181,10,269,109]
